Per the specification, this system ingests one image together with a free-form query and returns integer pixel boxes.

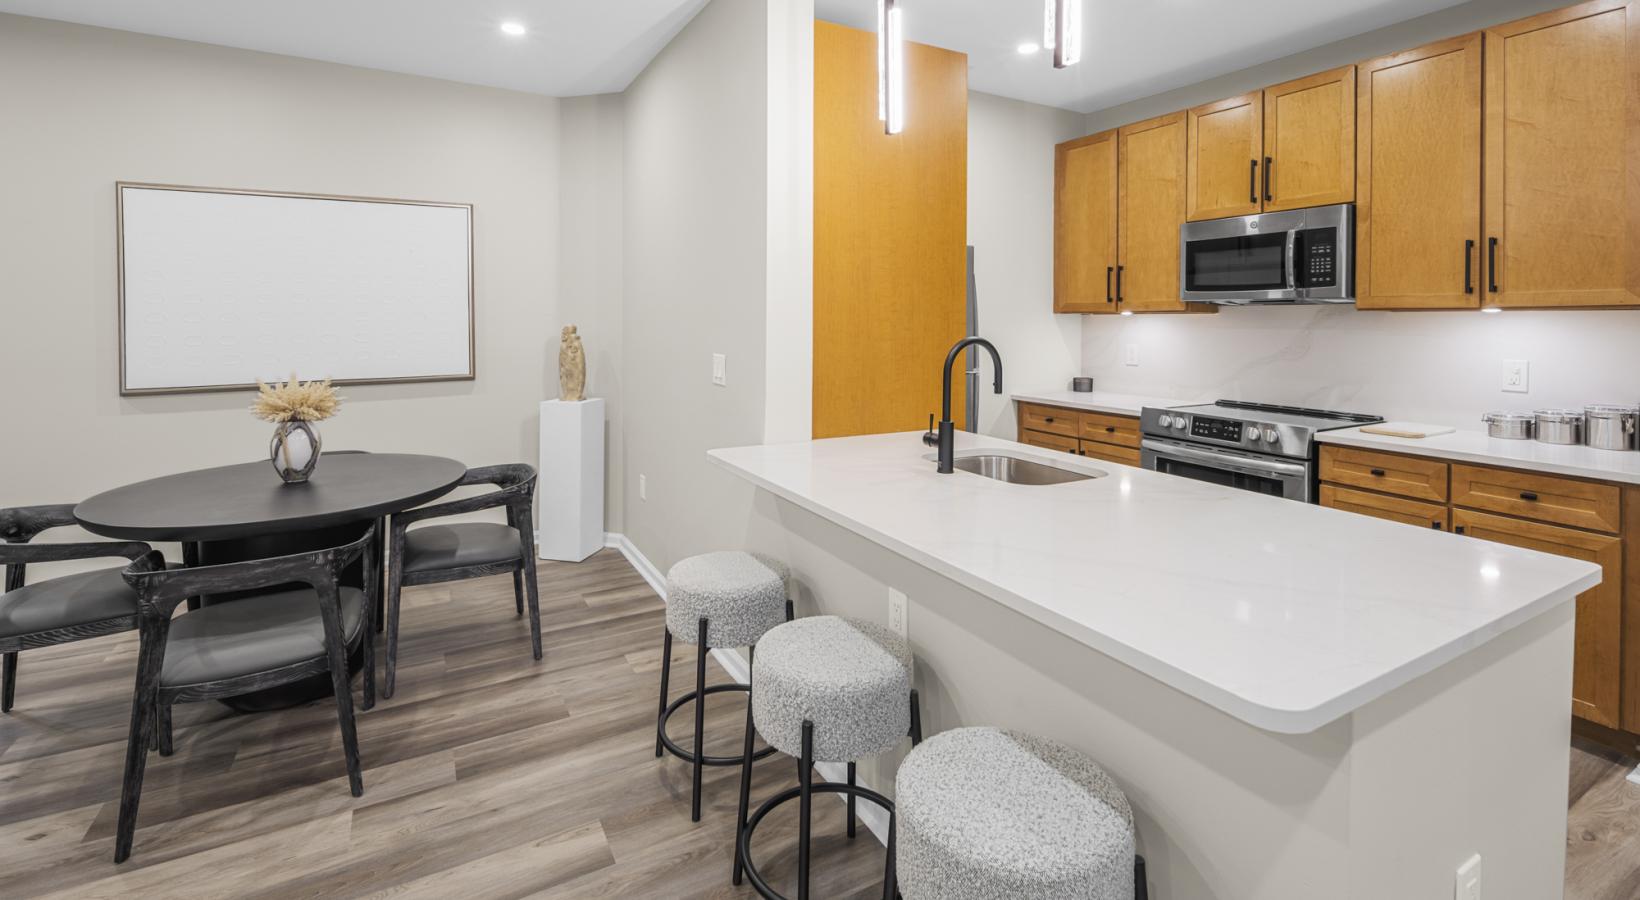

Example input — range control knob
[1158,414,1173,428]
[1245,427,1263,442]
[1263,427,1280,443]
[1175,416,1188,430]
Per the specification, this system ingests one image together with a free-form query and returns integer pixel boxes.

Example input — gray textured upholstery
[159,587,365,687]
[895,727,1136,900]
[0,566,139,639]
[750,615,910,762]
[402,523,523,574]
[664,551,788,649]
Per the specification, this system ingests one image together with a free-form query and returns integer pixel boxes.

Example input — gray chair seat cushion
[0,566,139,639]
[664,551,788,648]
[895,727,1136,900]
[402,522,523,574]
[159,587,365,687]
[750,615,911,763]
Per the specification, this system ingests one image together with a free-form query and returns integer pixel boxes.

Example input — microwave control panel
[1299,227,1338,288]
[1190,415,1244,443]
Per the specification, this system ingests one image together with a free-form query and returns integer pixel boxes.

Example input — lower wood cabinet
[1080,441,1142,467]
[1020,429,1079,455]
[1453,507,1624,728]
[1321,443,1630,732]
[1018,403,1142,467]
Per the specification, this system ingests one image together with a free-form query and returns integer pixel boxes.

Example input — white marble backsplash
[1078,305,1640,425]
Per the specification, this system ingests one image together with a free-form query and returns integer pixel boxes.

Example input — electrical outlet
[1502,359,1528,393]
[1455,853,1481,900]
[638,474,647,501]
[1124,344,1139,367]
[888,588,908,638]
[712,353,727,386]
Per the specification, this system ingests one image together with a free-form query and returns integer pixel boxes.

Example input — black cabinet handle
[1044,416,1055,423]
[1106,266,1113,303]
[1370,468,1386,477]
[1116,265,1124,302]
[1431,521,1443,529]
[1262,156,1273,203]
[1105,426,1117,433]
[1455,525,1467,535]
[1519,491,1539,502]
[1464,240,1474,294]
[1488,237,1499,293]
[1249,159,1258,204]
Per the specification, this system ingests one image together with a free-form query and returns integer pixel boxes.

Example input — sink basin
[951,454,1099,485]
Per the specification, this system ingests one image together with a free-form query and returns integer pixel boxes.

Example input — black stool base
[657,683,779,767]
[737,780,894,900]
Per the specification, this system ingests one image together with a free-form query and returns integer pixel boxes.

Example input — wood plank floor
[5,548,1640,897]
[0,549,887,898]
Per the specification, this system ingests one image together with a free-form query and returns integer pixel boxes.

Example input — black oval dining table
[75,452,466,710]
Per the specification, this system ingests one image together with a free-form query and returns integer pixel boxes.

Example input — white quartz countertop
[1011,389,1199,417]
[708,431,1600,734]
[1320,426,1640,486]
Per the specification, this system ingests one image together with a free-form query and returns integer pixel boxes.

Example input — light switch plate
[712,353,727,386]
[888,588,908,638]
[638,474,647,501]
[1124,344,1139,367]
[1502,359,1528,393]
[1456,853,1481,900]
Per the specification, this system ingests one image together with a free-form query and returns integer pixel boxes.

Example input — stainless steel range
[1139,401,1382,502]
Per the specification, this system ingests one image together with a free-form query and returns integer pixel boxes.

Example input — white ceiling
[814,0,1469,113]
[0,0,710,97]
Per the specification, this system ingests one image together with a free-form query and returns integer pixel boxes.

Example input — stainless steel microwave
[1179,203,1354,305]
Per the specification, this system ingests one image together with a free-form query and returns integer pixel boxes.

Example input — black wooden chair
[1,504,152,712]
[113,526,378,863]
[383,464,540,699]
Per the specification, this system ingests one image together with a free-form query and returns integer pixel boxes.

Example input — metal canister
[1533,409,1585,445]
[1481,412,1534,440]
[1584,403,1639,451]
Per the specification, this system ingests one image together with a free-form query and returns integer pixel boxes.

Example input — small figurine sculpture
[559,324,586,402]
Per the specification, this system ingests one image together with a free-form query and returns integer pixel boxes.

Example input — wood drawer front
[1452,508,1622,727]
[1320,484,1448,531]
[1079,440,1141,467]
[1020,404,1078,438]
[1451,464,1621,534]
[1020,429,1081,455]
[1079,412,1141,448]
[1319,446,1448,502]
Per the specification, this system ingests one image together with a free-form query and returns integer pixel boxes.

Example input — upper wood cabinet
[1185,93,1263,221]
[1054,131,1120,314]
[1119,112,1193,312]
[1263,66,1357,212]
[1356,34,1484,309]
[1484,0,1640,308]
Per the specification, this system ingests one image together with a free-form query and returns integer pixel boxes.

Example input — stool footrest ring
[738,780,894,900]
[658,682,778,766]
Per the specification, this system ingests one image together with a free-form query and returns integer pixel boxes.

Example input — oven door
[1141,438,1312,502]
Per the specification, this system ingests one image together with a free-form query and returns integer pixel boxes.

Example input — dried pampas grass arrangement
[251,374,342,423]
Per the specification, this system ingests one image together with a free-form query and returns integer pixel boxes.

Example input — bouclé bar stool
[733,615,923,900]
[893,726,1147,900]
[655,551,792,821]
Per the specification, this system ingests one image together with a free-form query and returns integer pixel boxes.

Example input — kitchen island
[710,430,1601,900]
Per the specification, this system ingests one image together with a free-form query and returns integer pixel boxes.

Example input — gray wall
[0,14,586,536]
[1075,0,1639,423]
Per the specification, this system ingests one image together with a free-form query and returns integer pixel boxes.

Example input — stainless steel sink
[951,454,1099,485]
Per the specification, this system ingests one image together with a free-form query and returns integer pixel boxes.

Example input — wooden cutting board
[1359,422,1456,439]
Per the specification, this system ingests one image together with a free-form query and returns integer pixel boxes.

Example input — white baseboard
[604,531,894,847]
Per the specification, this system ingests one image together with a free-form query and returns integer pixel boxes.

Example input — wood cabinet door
[1079,441,1141,467]
[1263,66,1356,212]
[1453,508,1623,727]
[1356,34,1483,309]
[1484,0,1640,308]
[1320,484,1449,531]
[1021,429,1081,456]
[1118,112,1190,312]
[1054,131,1120,314]
[1186,93,1263,222]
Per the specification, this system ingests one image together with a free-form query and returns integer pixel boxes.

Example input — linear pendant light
[878,0,904,134]
[1044,0,1082,69]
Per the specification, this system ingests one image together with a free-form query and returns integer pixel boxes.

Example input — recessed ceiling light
[500,21,527,37]
[1017,42,1040,55]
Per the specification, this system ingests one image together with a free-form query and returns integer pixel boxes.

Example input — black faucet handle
[922,413,938,447]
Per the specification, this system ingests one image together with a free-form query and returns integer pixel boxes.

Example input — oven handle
[1142,439,1309,478]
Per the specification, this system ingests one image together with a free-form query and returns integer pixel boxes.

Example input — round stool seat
[751,615,910,763]
[664,551,788,648]
[895,727,1136,900]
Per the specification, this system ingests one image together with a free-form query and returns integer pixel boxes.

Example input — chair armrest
[123,526,374,618]
[2,540,152,566]
[0,504,78,543]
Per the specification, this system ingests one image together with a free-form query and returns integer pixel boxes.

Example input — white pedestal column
[538,398,605,562]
